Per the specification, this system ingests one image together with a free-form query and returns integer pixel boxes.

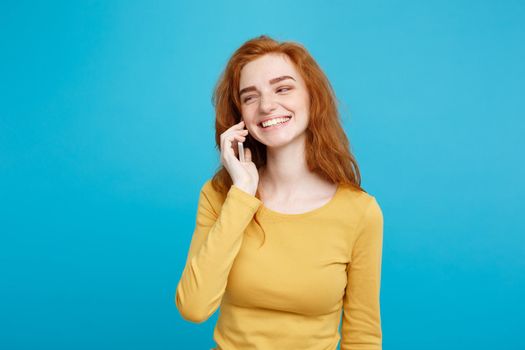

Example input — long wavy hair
[210,35,364,197]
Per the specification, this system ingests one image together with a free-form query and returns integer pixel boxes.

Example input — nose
[258,92,278,114]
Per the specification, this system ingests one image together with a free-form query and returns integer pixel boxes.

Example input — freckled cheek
[241,110,257,129]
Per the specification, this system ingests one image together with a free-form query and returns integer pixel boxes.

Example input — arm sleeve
[341,197,384,350]
[175,182,262,323]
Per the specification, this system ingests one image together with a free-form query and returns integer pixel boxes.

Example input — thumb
[244,147,252,162]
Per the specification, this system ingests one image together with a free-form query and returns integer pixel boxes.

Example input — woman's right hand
[220,120,259,196]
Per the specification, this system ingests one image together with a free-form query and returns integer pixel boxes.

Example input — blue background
[1,0,524,349]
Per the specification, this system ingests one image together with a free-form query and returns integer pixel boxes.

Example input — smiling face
[239,53,310,149]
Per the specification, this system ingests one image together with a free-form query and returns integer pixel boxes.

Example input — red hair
[210,35,365,196]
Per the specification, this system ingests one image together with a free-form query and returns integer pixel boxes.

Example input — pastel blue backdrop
[1,1,523,349]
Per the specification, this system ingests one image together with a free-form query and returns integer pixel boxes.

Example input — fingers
[225,132,247,147]
[232,133,248,143]
[221,122,248,142]
[222,126,248,144]
[220,121,250,161]
[226,120,245,133]
[231,120,245,129]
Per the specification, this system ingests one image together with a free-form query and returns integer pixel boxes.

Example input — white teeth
[261,117,291,128]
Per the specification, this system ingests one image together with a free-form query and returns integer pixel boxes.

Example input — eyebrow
[239,75,296,96]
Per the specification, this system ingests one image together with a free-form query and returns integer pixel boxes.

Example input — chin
[262,136,297,149]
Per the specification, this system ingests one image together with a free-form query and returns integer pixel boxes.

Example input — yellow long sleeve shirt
[176,180,384,350]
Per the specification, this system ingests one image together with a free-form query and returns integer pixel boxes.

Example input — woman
[175,35,384,350]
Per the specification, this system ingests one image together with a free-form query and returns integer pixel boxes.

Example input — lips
[257,115,292,127]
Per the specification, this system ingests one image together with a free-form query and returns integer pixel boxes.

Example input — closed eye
[242,86,293,103]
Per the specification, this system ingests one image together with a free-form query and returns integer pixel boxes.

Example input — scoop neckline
[256,183,342,219]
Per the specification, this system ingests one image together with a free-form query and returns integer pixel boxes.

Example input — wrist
[233,183,256,196]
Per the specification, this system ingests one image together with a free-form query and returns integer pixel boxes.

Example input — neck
[258,136,323,200]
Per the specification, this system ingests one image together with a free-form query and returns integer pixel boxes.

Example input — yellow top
[175,180,384,350]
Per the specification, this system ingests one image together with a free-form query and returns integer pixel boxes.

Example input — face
[238,53,310,149]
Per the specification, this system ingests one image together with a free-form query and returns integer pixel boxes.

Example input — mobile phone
[237,141,245,162]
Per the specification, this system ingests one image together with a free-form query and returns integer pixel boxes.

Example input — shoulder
[200,179,215,197]
[338,183,381,211]
[337,183,383,224]
[198,179,227,212]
